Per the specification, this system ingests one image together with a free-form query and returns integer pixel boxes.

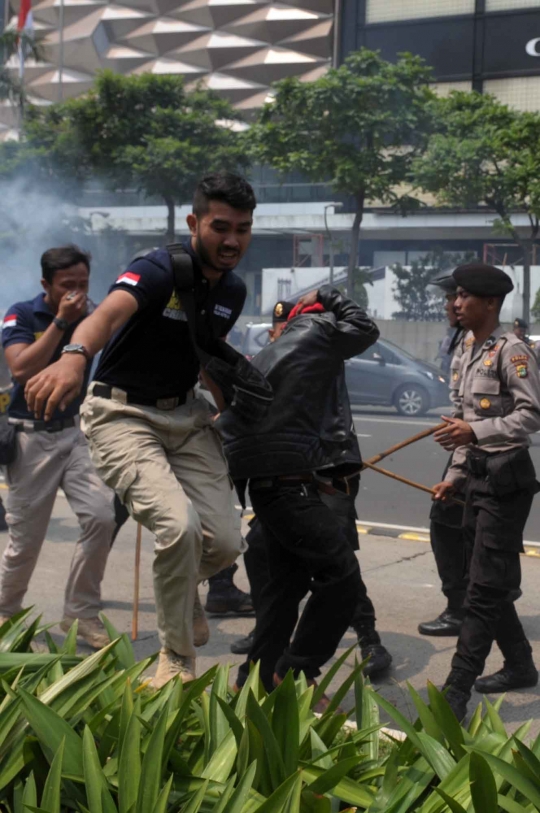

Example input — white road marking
[356,433,371,438]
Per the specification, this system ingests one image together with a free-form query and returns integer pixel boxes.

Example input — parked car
[235,324,449,417]
[345,338,450,416]
[237,322,272,360]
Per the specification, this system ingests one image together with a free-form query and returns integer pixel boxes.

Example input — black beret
[452,263,514,296]
[514,317,528,329]
[272,300,294,323]
[429,272,457,293]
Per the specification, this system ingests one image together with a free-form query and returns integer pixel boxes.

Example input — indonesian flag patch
[3,314,17,328]
[115,271,141,287]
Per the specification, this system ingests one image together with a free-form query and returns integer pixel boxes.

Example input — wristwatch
[61,343,90,362]
[53,316,69,331]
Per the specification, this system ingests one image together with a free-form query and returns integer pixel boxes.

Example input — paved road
[2,493,539,736]
[352,407,540,543]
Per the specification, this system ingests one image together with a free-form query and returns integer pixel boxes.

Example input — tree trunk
[164,196,175,244]
[347,191,365,299]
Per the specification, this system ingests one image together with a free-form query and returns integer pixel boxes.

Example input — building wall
[3,0,333,134]
[339,0,540,110]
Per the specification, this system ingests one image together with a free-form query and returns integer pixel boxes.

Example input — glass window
[366,0,474,24]
[486,0,540,10]
[431,81,472,97]
[484,76,540,112]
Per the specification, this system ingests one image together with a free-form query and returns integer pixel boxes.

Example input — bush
[0,610,539,811]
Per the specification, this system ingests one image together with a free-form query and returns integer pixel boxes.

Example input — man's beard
[195,234,237,274]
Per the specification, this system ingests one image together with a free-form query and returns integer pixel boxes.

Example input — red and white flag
[115,271,141,287]
[17,0,33,79]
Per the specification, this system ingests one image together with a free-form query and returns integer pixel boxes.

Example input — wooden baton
[362,422,446,469]
[362,461,465,507]
[131,522,142,642]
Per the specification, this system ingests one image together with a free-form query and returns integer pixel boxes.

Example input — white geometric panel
[7,0,333,112]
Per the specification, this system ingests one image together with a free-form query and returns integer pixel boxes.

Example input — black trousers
[429,457,467,612]
[237,480,363,692]
[243,478,376,633]
[449,475,533,688]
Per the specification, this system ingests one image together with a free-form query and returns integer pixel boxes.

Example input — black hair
[193,172,256,217]
[41,244,91,284]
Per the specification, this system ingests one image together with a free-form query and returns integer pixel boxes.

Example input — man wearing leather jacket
[218,285,380,696]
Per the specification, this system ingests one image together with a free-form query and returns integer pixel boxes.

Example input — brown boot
[60,616,110,649]
[193,588,210,647]
[151,649,196,690]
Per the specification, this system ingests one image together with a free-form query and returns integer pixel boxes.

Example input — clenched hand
[25,355,86,421]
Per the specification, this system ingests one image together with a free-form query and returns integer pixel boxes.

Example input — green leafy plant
[0,611,539,811]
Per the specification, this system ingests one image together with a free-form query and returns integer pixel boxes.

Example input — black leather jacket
[218,286,379,480]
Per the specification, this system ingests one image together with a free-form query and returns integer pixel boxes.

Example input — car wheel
[394,385,429,417]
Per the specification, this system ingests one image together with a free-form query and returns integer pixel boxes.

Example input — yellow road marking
[398,532,430,542]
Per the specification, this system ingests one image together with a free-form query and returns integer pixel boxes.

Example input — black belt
[92,383,188,411]
[10,417,76,433]
[250,474,350,495]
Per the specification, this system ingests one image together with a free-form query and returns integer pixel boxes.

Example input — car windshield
[381,338,416,362]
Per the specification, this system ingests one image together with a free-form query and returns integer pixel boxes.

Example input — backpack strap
[167,242,212,364]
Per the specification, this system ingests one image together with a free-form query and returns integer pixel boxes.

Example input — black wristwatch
[53,316,69,331]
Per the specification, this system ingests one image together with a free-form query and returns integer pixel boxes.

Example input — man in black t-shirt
[25,173,255,687]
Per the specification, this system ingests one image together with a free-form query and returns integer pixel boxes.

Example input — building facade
[338,0,540,111]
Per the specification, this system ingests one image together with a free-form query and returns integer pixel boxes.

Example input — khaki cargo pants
[80,385,241,658]
[0,422,117,619]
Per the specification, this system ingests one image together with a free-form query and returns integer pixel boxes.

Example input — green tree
[21,71,249,241]
[249,48,434,297]
[0,30,42,108]
[413,91,540,323]
[392,249,476,321]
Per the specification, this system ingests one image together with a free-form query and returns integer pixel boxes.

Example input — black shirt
[94,241,246,400]
[2,293,91,420]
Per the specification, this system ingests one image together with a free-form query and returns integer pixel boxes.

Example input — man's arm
[6,291,88,384]
[300,286,380,359]
[25,290,138,421]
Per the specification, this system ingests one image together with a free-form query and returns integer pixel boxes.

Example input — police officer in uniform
[433,263,540,720]
[25,173,254,688]
[419,273,467,636]
[513,318,539,363]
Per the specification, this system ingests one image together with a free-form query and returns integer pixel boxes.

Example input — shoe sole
[418,627,462,637]
[205,609,255,618]
[230,645,252,655]
[475,678,539,694]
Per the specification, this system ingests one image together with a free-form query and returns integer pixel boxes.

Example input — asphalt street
[2,493,539,736]
[352,406,540,543]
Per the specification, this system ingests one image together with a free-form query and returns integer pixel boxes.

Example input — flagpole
[58,0,64,100]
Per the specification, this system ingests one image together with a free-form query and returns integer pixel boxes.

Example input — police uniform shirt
[94,240,246,401]
[1,293,91,421]
[446,325,540,489]
[449,330,471,410]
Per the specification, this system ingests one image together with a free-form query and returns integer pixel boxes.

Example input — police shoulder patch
[511,355,529,363]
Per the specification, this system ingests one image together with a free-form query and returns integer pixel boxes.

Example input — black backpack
[167,243,273,422]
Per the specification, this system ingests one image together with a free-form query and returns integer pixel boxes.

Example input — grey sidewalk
[3,489,540,736]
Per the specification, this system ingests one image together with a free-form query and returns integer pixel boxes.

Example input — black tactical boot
[230,629,255,655]
[205,564,254,616]
[357,628,392,678]
[418,609,464,637]
[475,641,538,694]
[443,685,470,722]
[443,667,474,722]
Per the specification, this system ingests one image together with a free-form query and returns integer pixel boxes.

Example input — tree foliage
[0,30,43,108]
[16,71,249,240]
[249,48,435,297]
[413,91,540,322]
[392,249,476,321]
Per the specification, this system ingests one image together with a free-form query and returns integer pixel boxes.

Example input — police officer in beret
[231,299,392,679]
[418,272,467,637]
[513,318,539,363]
[432,263,540,720]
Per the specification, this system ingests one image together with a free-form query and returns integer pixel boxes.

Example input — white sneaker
[193,588,209,647]
[151,649,196,690]
[60,616,110,649]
